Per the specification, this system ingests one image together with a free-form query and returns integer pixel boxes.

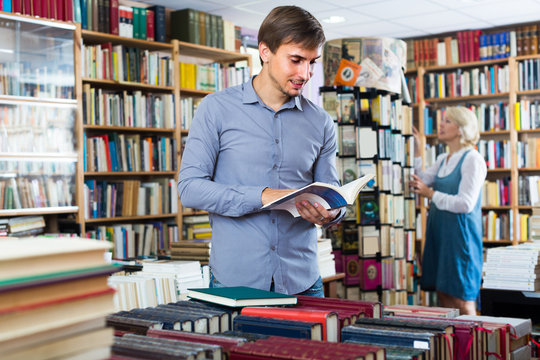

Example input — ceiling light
[322,16,346,24]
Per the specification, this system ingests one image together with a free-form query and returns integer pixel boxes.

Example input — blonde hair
[445,106,479,146]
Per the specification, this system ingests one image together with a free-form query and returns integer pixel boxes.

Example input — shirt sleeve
[431,151,487,213]
[414,154,446,187]
[177,97,265,217]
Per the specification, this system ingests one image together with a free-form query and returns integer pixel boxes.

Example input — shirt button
[271,219,276,224]
[273,164,277,169]
[271,246,276,251]
[275,139,279,144]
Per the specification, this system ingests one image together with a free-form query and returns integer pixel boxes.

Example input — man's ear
[259,42,271,63]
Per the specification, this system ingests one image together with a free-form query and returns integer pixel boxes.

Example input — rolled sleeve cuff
[243,186,266,213]
[431,191,441,208]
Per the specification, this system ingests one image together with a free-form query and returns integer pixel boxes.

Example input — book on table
[261,174,375,217]
[187,286,297,307]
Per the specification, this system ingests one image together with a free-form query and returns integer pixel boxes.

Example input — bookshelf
[0,13,79,229]
[406,38,540,247]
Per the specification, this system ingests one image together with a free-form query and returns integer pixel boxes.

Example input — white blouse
[414,147,487,214]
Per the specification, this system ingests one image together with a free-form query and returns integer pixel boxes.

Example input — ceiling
[138,0,540,41]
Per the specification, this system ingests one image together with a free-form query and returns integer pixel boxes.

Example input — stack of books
[0,236,118,359]
[170,239,211,265]
[317,237,336,279]
[482,243,540,291]
[7,215,46,237]
[108,260,204,310]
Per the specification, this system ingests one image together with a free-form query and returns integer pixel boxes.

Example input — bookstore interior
[1,0,540,359]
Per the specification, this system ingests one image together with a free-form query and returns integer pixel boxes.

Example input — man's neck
[252,69,291,112]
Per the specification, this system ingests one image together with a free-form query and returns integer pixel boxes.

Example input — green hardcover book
[170,9,199,44]
[187,286,298,307]
[204,12,211,47]
[216,15,224,49]
[139,8,147,41]
[132,7,140,39]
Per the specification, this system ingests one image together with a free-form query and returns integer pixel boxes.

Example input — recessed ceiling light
[322,16,346,24]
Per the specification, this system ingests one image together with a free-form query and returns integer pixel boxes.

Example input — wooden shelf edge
[85,213,178,223]
[81,29,174,50]
[425,93,509,103]
[83,125,175,133]
[82,78,174,91]
[0,206,79,217]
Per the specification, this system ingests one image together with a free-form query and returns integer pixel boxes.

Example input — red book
[241,306,339,342]
[12,0,21,13]
[22,0,30,14]
[64,0,72,21]
[473,30,482,61]
[295,294,382,319]
[146,9,154,41]
[468,30,475,63]
[343,253,360,285]
[292,303,357,337]
[41,0,49,18]
[457,31,465,63]
[55,0,63,20]
[31,0,40,16]
[109,0,119,35]
[97,134,112,171]
[359,257,381,290]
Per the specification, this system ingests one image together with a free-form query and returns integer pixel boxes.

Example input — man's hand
[261,188,297,206]
[296,200,340,226]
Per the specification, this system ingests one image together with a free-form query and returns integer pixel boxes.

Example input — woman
[410,106,487,315]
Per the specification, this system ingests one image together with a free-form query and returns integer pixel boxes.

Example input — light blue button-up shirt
[177,77,342,295]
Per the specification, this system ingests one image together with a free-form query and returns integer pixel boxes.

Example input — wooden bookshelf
[408,45,540,246]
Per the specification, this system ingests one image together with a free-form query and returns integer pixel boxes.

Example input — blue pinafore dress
[420,150,483,301]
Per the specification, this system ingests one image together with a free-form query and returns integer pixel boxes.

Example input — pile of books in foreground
[106,285,533,360]
[0,236,120,359]
[483,242,540,291]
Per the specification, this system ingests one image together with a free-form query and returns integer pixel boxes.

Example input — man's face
[261,42,321,98]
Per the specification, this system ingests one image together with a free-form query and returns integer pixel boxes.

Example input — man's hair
[258,6,325,56]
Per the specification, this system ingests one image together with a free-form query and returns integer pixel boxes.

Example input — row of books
[330,223,414,260]
[518,175,540,206]
[0,62,74,100]
[180,96,203,130]
[0,159,74,178]
[179,62,251,92]
[518,58,540,91]
[483,242,540,290]
[109,260,205,309]
[87,221,179,256]
[355,126,414,165]
[0,103,76,153]
[482,178,511,207]
[407,25,539,68]
[170,8,238,51]
[478,139,511,169]
[425,103,510,134]
[483,210,511,242]
[1,176,74,210]
[82,85,174,128]
[115,5,164,42]
[83,178,178,219]
[323,91,414,134]
[85,133,177,172]
[517,138,540,168]
[81,43,173,86]
[515,99,540,130]
[0,237,118,358]
[423,65,509,99]
[171,240,211,265]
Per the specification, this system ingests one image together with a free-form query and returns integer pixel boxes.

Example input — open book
[261,174,375,217]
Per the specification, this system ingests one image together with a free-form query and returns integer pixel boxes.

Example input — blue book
[233,315,322,340]
[490,66,495,94]
[3,0,11,12]
[81,0,88,29]
[109,139,119,172]
[341,324,435,352]
[479,34,487,61]
[148,5,166,42]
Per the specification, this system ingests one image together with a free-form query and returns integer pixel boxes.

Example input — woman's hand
[410,174,434,199]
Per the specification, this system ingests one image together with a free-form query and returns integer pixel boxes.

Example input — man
[177,6,344,296]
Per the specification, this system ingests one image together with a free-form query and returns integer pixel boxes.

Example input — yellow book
[520,213,529,242]
[514,102,521,130]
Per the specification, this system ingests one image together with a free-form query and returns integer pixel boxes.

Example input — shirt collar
[242,75,303,112]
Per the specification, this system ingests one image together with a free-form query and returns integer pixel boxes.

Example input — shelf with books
[0,14,81,229]
[425,93,510,103]
[178,41,251,63]
[84,213,177,223]
[180,88,213,96]
[81,30,174,51]
[83,125,175,134]
[81,78,175,92]
[425,58,510,71]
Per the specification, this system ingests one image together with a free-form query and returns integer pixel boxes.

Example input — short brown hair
[258,6,325,54]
